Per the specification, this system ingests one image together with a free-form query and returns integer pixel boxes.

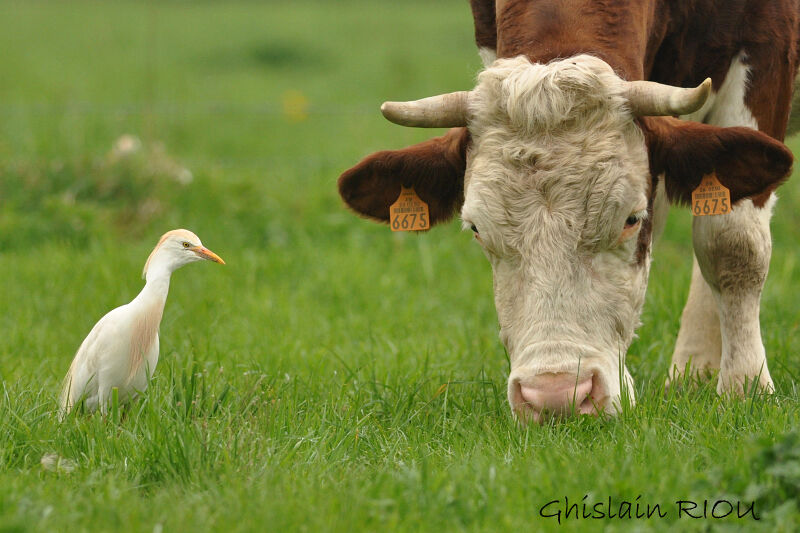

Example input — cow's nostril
[516,373,597,421]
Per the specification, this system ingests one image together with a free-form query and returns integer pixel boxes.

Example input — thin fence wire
[0,102,377,117]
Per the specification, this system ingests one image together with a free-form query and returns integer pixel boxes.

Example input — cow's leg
[668,257,722,385]
[667,51,736,387]
[692,196,775,394]
[695,48,779,394]
[670,49,785,395]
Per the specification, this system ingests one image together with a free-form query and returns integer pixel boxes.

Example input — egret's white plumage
[59,229,224,417]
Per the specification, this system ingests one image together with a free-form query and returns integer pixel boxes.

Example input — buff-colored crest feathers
[142,229,200,278]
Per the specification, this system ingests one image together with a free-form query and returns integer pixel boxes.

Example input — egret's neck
[137,267,172,309]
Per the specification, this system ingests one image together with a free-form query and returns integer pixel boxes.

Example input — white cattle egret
[59,229,225,417]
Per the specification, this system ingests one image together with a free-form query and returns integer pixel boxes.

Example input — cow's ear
[639,117,793,207]
[338,127,469,226]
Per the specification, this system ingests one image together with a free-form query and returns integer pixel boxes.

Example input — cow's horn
[623,78,712,116]
[380,91,471,127]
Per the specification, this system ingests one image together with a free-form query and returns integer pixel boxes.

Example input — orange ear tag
[389,186,430,231]
[691,173,731,216]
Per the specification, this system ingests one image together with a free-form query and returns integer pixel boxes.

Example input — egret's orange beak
[192,246,225,265]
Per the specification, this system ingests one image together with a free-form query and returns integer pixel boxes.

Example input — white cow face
[338,52,792,424]
[460,56,652,421]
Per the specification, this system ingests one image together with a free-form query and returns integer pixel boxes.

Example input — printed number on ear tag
[390,186,430,231]
[691,173,731,216]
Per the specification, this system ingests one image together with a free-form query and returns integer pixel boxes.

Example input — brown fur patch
[338,128,470,226]
[646,0,800,139]
[495,0,650,79]
[493,0,799,138]
[470,0,497,50]
[639,117,794,208]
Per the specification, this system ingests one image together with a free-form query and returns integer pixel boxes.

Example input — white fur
[705,52,759,129]
[669,258,723,383]
[478,47,497,68]
[679,52,757,128]
[693,196,775,393]
[461,56,652,416]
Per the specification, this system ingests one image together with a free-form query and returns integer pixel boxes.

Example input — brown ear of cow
[338,127,470,226]
[639,117,793,208]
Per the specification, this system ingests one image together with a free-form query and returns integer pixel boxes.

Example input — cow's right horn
[623,78,713,117]
[380,91,471,128]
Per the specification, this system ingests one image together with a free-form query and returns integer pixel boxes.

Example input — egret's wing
[59,305,129,415]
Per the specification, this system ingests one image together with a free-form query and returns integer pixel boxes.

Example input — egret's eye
[182,242,191,248]
[624,215,640,228]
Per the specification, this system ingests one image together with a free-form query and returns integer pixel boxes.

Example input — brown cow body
[471,0,799,138]
[340,0,799,422]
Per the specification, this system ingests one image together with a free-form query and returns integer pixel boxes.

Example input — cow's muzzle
[506,342,617,424]
[510,372,603,424]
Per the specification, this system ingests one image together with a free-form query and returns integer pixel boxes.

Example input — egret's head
[143,229,225,279]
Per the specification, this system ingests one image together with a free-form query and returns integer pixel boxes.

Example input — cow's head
[339,55,792,423]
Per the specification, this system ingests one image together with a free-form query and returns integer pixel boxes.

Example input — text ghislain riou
[540,496,759,523]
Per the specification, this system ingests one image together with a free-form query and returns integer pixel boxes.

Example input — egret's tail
[58,360,78,421]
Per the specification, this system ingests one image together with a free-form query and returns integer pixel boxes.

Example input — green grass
[0,1,798,531]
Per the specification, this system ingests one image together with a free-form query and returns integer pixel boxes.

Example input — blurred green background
[0,1,798,531]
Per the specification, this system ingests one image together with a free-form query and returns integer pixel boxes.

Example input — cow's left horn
[380,91,471,128]
[623,78,712,117]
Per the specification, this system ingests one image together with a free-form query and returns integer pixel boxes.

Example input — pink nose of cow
[515,373,599,423]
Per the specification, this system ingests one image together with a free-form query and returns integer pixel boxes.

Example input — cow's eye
[470,224,478,234]
[620,212,645,242]
[624,215,640,228]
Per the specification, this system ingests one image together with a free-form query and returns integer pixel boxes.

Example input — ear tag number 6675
[390,186,430,231]
[691,173,731,217]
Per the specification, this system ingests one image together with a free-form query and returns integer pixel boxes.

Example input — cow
[338,0,799,423]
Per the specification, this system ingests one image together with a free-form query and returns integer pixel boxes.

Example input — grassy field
[0,1,798,531]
